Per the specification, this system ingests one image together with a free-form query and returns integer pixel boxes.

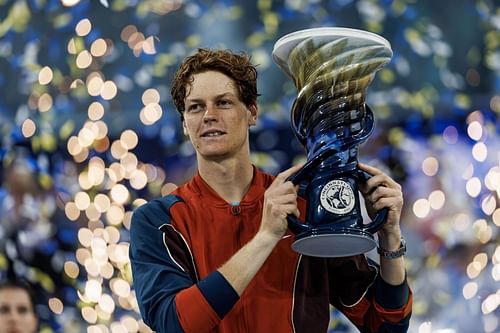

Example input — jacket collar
[190,165,268,207]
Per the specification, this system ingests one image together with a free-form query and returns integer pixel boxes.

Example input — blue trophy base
[291,227,377,257]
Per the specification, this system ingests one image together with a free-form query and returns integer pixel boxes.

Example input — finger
[358,162,382,176]
[276,162,305,182]
[272,192,298,205]
[266,182,298,199]
[365,174,400,191]
[371,197,402,212]
[359,163,398,184]
[368,187,402,203]
[279,203,299,215]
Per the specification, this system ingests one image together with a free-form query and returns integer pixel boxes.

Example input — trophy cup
[272,27,392,257]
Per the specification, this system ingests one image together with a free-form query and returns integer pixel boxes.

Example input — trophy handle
[354,169,388,234]
[287,214,311,234]
[286,163,317,235]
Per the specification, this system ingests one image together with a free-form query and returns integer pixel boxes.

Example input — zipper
[230,203,247,331]
[231,204,242,249]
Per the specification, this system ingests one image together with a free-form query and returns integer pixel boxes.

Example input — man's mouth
[201,130,226,137]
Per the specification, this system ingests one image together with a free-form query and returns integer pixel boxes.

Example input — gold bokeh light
[75,18,92,36]
[64,202,80,221]
[76,50,93,69]
[120,129,139,150]
[78,228,93,248]
[88,102,105,121]
[21,118,36,138]
[38,66,53,85]
[106,204,125,225]
[64,261,80,279]
[120,25,137,42]
[422,156,439,177]
[142,88,160,105]
[61,0,81,7]
[90,38,107,57]
[48,298,64,315]
[101,80,118,100]
[87,75,104,96]
[38,93,53,112]
[142,36,157,55]
[110,184,129,205]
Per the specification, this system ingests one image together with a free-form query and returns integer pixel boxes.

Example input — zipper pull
[230,202,241,216]
[231,205,241,216]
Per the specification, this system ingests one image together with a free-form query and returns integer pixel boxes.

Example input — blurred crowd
[0,0,499,332]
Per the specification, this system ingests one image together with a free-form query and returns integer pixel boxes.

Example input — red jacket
[129,167,412,333]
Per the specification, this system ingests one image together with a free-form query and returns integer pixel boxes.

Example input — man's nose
[203,104,218,122]
[7,311,20,321]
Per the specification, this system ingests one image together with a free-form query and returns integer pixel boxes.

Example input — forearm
[378,229,405,285]
[217,163,301,295]
[218,231,279,295]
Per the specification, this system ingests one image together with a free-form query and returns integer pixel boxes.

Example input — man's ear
[248,103,258,126]
[182,120,189,136]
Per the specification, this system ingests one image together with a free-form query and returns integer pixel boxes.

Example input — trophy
[272,27,392,257]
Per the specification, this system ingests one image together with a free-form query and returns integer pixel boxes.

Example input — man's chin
[198,150,231,160]
[6,328,21,333]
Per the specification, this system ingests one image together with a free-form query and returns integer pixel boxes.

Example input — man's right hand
[258,163,303,241]
[218,163,304,296]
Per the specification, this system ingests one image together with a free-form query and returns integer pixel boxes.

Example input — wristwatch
[377,238,406,259]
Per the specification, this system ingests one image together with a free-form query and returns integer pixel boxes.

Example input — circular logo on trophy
[320,179,355,215]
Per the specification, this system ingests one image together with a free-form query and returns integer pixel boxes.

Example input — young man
[0,280,38,333]
[130,48,412,333]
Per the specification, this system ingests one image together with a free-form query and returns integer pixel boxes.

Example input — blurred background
[0,0,498,332]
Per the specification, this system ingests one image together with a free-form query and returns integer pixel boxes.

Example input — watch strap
[377,238,406,259]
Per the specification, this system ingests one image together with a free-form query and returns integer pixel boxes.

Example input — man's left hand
[357,162,403,237]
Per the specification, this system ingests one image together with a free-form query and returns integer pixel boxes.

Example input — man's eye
[188,104,202,112]
[218,100,231,107]
[17,306,29,314]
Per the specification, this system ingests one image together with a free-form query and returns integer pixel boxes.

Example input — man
[0,280,38,333]
[130,48,412,333]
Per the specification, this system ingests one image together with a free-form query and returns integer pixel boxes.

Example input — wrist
[255,230,282,248]
[377,228,402,251]
[378,237,406,259]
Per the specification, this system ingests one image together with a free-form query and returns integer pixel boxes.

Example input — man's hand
[357,162,403,238]
[358,162,406,285]
[259,163,303,240]
[218,163,304,295]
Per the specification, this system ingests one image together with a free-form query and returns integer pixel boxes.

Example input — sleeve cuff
[375,274,410,309]
[197,271,240,319]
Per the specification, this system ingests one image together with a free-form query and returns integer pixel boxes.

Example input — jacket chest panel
[187,204,262,277]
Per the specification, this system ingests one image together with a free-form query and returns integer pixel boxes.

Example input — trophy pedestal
[292,227,377,257]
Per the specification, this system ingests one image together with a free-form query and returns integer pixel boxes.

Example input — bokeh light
[422,157,439,176]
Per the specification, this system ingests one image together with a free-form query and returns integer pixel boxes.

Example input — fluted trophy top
[273,27,392,86]
[272,27,393,148]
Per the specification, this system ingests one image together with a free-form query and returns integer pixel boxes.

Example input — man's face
[182,71,257,161]
[0,288,38,333]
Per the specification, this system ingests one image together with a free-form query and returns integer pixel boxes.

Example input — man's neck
[197,156,254,204]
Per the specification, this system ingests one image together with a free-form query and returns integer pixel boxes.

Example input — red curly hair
[170,48,259,119]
